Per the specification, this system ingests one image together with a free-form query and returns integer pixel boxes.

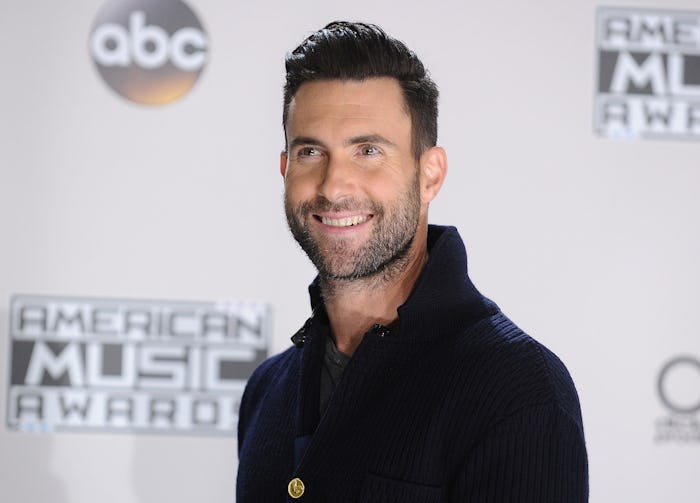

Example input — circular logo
[89,0,208,105]
[657,356,700,414]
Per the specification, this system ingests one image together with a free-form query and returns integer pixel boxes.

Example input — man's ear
[420,146,448,204]
[280,151,288,178]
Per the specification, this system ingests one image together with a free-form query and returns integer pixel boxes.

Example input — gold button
[288,477,305,499]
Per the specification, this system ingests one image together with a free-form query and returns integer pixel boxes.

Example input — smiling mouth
[316,215,372,227]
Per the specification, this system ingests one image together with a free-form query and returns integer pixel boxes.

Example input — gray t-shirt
[319,334,351,414]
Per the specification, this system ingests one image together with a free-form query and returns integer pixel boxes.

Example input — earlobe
[280,152,288,178]
[420,146,448,203]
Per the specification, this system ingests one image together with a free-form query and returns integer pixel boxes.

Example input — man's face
[282,77,424,281]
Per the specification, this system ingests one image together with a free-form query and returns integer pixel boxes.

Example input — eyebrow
[345,134,397,148]
[287,133,397,151]
[287,136,327,150]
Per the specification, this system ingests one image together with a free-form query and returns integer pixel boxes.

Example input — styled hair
[283,21,439,159]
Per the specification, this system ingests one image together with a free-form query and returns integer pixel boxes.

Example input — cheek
[364,169,414,202]
[366,180,394,202]
[284,170,318,203]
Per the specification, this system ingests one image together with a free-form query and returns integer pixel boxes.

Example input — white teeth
[321,215,369,227]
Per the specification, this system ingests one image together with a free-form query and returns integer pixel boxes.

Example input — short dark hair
[283,21,439,159]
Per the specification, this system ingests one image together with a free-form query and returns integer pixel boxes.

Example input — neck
[320,226,429,356]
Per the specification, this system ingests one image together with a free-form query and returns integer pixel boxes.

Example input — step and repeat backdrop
[1,1,698,502]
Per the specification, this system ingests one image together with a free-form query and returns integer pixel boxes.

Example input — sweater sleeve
[450,402,588,502]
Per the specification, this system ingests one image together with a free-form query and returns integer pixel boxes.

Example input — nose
[317,154,355,201]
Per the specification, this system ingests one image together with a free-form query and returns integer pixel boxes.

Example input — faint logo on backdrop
[595,7,700,140]
[89,0,208,105]
[6,295,270,436]
[655,355,700,443]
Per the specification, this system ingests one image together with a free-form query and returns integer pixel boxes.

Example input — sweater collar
[306,225,494,342]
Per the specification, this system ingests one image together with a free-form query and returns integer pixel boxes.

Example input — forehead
[286,77,410,135]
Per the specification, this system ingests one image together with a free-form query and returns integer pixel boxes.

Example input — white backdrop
[1,0,699,501]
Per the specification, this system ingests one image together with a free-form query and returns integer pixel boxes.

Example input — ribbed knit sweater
[237,225,588,502]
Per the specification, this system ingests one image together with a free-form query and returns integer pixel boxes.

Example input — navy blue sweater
[237,226,588,502]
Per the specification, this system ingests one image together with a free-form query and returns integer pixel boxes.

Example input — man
[237,21,588,502]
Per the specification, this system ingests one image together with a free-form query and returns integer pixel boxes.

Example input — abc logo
[658,356,700,414]
[89,0,208,105]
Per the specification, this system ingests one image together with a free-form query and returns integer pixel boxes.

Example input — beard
[285,173,421,283]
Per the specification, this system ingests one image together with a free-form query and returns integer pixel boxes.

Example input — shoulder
[448,310,583,427]
[237,346,299,440]
[241,346,299,404]
[449,313,589,500]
